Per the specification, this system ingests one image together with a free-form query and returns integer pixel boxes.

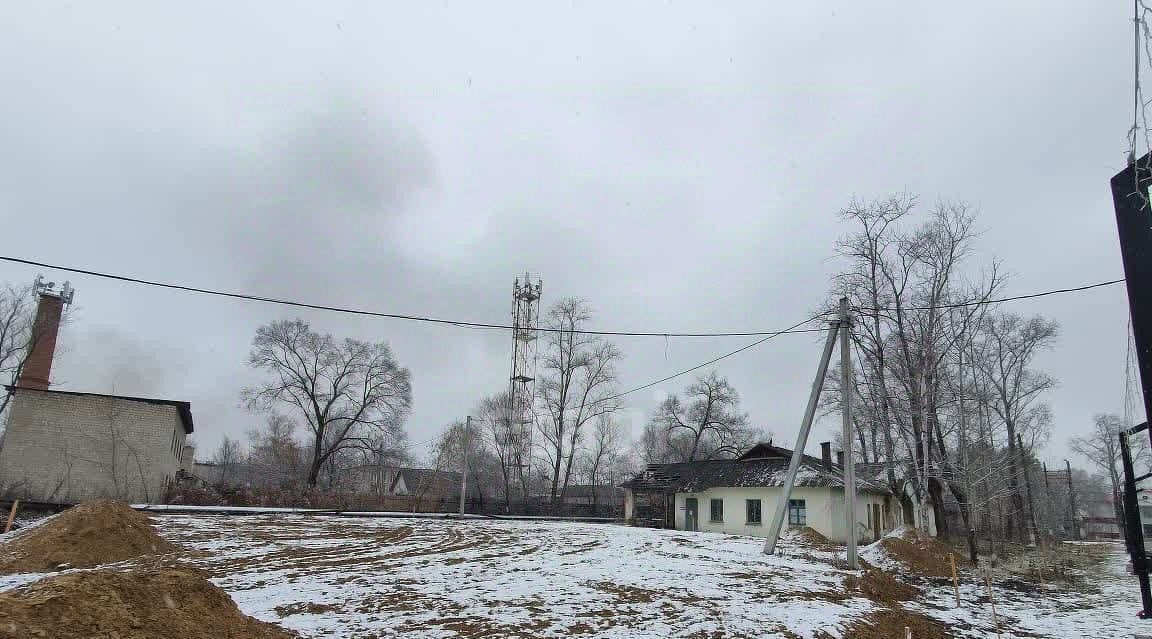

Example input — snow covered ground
[3,511,1143,637]
[139,514,1151,638]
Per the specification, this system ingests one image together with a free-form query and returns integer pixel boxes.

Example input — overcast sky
[0,3,1138,469]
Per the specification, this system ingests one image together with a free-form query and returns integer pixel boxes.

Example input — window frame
[709,498,724,523]
[788,498,806,526]
[746,498,762,525]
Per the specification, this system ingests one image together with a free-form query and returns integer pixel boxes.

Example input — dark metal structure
[1111,154,1152,437]
[1120,423,1152,617]
[1111,154,1152,617]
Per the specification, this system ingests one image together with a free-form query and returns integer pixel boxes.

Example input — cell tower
[503,273,542,486]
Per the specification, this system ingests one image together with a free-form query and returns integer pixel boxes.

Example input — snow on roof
[622,443,890,495]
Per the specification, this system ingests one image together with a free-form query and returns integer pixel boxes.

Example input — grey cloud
[0,2,1137,468]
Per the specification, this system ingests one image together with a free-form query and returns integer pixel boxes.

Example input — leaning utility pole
[459,416,471,516]
[763,313,840,556]
[765,297,859,571]
[839,298,858,569]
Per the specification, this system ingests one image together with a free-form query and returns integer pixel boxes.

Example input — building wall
[192,461,224,484]
[392,475,409,495]
[670,486,892,543]
[0,390,186,503]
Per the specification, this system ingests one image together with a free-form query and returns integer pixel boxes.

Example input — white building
[622,442,919,543]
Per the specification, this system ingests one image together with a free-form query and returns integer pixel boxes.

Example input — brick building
[0,279,194,504]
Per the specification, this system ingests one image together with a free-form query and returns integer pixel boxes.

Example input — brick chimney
[820,442,832,472]
[16,278,74,391]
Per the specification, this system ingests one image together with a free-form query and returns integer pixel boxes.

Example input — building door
[685,497,699,531]
[872,504,883,542]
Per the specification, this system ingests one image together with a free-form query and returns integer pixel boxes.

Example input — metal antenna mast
[504,273,542,496]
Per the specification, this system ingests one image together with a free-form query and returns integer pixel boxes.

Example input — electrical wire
[406,311,833,446]
[595,311,834,403]
[854,278,1124,314]
[0,255,831,339]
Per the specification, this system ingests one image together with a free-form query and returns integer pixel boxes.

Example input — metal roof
[621,443,890,495]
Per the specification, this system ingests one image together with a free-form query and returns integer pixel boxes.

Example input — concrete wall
[671,486,893,543]
[0,390,186,503]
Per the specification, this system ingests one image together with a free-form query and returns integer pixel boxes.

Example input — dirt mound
[842,607,953,639]
[0,566,296,639]
[877,529,954,578]
[844,569,919,602]
[788,526,837,550]
[0,500,178,574]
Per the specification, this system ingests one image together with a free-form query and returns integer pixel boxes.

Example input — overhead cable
[854,278,1124,314]
[0,255,829,338]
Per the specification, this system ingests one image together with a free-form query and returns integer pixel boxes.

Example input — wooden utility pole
[958,347,978,564]
[459,416,471,516]
[1018,435,1040,545]
[3,500,18,534]
[950,552,961,607]
[1065,459,1079,540]
[839,297,858,570]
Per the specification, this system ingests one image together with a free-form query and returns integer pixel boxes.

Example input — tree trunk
[1004,418,1026,544]
[928,477,948,538]
[307,429,324,487]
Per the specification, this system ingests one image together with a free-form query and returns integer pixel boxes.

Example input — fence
[164,483,622,519]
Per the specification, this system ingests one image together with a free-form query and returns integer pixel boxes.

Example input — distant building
[335,463,401,495]
[389,468,480,501]
[0,279,194,504]
[557,484,624,508]
[1083,492,1122,540]
[621,442,919,543]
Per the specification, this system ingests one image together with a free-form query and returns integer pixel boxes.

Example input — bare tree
[211,436,245,485]
[0,284,37,421]
[579,414,624,508]
[356,429,409,496]
[832,195,913,491]
[1070,413,1149,540]
[828,196,1007,538]
[971,312,1058,543]
[475,391,521,507]
[246,413,307,489]
[649,371,753,462]
[537,298,622,505]
[242,319,412,487]
[426,418,501,509]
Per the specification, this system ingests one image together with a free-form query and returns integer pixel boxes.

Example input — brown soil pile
[790,526,837,551]
[878,529,954,578]
[844,569,919,602]
[842,608,954,639]
[0,566,296,639]
[0,500,178,574]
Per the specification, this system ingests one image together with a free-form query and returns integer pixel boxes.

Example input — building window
[746,499,762,525]
[710,499,724,523]
[788,499,806,526]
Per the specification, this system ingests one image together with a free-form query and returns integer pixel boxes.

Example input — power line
[597,312,833,403]
[855,278,1125,314]
[405,311,831,444]
[0,255,830,339]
